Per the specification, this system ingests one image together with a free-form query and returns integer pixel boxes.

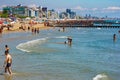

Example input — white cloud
[55,6,87,13]
[103,6,120,10]
[28,4,37,8]
[55,8,66,12]
[72,6,120,11]
[72,6,87,10]
[0,5,7,9]
[55,6,120,14]
[0,5,7,10]
[1,5,7,8]
[92,8,98,11]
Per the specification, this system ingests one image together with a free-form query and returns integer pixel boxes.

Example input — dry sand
[2,22,51,34]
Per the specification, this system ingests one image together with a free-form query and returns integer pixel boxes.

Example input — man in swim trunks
[3,51,12,75]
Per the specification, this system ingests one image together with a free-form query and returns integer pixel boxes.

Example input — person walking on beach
[3,51,12,75]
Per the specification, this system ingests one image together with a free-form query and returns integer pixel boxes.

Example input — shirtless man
[3,51,12,75]
[5,45,9,52]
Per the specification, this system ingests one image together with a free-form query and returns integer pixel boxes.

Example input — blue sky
[0,0,120,18]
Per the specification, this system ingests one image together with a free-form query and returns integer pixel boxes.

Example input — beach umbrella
[0,20,3,24]
[26,17,31,20]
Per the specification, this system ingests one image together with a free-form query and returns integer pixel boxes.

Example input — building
[3,5,28,16]
[3,5,48,18]
[70,11,76,19]
[28,8,39,17]
[59,12,68,19]
[47,9,59,19]
[66,9,76,19]
[59,9,76,19]
[42,7,47,18]
[66,9,71,14]
[48,9,54,19]
[2,5,77,19]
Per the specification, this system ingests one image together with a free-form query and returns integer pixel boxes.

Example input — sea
[0,27,120,80]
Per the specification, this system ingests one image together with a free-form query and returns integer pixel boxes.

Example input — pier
[49,19,120,28]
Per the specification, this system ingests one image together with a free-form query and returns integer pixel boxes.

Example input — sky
[0,0,120,18]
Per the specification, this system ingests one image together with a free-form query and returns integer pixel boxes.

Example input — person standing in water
[3,51,12,75]
[5,45,9,52]
[67,37,72,45]
[113,34,116,42]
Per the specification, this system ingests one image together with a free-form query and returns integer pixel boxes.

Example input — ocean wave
[55,36,68,39]
[16,48,31,53]
[97,28,101,30]
[16,37,48,52]
[93,74,110,80]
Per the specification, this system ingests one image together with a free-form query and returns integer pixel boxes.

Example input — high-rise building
[65,9,76,19]
[42,7,47,17]
[70,11,76,19]
[66,9,71,14]
[28,8,39,17]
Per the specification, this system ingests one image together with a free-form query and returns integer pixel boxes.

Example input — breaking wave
[55,36,68,39]
[93,74,110,80]
[16,37,48,52]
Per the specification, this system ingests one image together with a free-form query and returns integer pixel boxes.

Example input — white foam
[97,28,101,30]
[16,37,48,52]
[77,28,80,30]
[93,74,109,80]
[55,36,68,39]
[16,48,31,53]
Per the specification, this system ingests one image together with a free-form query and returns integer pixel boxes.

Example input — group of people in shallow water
[1,45,12,75]
[58,27,73,46]
[31,27,40,34]
[20,24,40,34]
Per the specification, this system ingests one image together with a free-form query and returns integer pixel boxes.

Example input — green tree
[3,10,8,14]
[1,10,9,18]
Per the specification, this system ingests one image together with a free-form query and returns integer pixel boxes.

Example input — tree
[3,10,8,14]
[0,10,9,18]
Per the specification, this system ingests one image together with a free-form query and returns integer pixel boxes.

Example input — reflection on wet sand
[4,74,12,80]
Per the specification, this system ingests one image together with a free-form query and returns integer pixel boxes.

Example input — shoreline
[1,22,51,34]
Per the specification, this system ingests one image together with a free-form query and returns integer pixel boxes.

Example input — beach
[0,27,120,80]
[0,0,120,79]
[2,21,51,34]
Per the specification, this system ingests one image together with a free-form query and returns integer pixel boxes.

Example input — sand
[2,22,51,34]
